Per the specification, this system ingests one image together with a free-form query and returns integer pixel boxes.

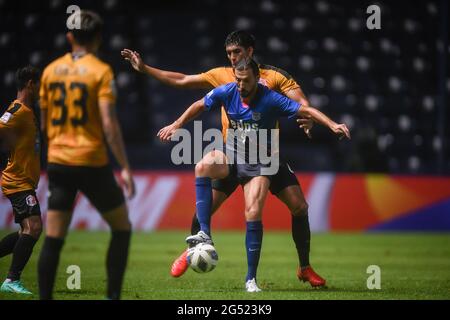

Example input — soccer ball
[187,243,219,273]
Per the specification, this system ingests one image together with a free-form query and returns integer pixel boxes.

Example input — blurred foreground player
[38,11,135,300]
[0,66,42,295]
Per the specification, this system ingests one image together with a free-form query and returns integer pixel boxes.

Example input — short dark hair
[15,66,40,91]
[224,30,256,49]
[68,10,103,45]
[234,57,260,77]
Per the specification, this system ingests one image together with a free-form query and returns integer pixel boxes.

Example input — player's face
[235,68,258,98]
[226,45,252,67]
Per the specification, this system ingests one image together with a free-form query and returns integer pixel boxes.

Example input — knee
[110,216,132,232]
[120,220,132,232]
[22,218,43,239]
[195,161,210,177]
[291,201,309,217]
[105,205,132,232]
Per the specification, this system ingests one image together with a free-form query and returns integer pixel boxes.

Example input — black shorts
[6,190,41,224]
[212,160,300,197]
[47,163,125,213]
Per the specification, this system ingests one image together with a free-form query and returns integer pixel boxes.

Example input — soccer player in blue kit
[158,58,350,292]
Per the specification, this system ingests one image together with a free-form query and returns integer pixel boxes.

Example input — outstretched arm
[121,49,213,90]
[157,98,206,142]
[286,87,313,138]
[297,105,351,140]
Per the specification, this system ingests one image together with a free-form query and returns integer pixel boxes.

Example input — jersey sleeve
[98,66,117,104]
[0,105,23,133]
[200,67,228,88]
[204,85,228,111]
[271,91,301,119]
[275,69,300,95]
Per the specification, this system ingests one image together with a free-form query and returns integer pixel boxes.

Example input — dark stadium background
[0,0,448,174]
[1,0,450,301]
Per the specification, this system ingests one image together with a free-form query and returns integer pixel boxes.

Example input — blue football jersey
[204,83,301,154]
[204,82,300,128]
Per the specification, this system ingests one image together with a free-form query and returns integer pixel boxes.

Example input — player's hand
[157,123,180,142]
[121,49,145,73]
[296,117,313,139]
[331,123,351,140]
[120,168,136,199]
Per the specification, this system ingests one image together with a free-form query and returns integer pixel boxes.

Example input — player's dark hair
[15,66,40,91]
[68,10,103,45]
[224,30,256,49]
[234,57,260,77]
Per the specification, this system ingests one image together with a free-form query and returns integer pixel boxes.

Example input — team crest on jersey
[252,112,261,121]
[25,195,37,207]
[0,112,12,124]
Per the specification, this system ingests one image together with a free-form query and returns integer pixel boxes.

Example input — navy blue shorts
[212,160,299,197]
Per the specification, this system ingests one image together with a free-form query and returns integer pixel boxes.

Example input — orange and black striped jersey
[0,100,40,195]
[40,53,117,167]
[200,64,300,138]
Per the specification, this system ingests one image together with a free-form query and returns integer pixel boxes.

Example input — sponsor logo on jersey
[78,66,88,75]
[55,64,70,76]
[229,119,259,131]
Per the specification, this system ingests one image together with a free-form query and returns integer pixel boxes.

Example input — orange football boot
[170,250,189,278]
[297,266,327,288]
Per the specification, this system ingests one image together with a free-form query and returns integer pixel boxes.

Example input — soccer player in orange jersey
[0,66,42,295]
[38,11,135,300]
[122,30,326,287]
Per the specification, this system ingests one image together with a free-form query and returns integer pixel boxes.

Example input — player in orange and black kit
[0,66,42,295]
[122,30,326,287]
[38,11,135,300]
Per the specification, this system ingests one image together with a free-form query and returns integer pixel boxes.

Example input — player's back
[0,100,40,195]
[40,53,116,167]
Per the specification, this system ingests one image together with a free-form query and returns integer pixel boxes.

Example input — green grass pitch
[0,231,449,300]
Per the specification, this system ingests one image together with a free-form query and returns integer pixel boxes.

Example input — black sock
[190,212,201,235]
[0,231,20,258]
[106,230,131,300]
[38,237,64,300]
[292,214,311,269]
[7,234,38,281]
